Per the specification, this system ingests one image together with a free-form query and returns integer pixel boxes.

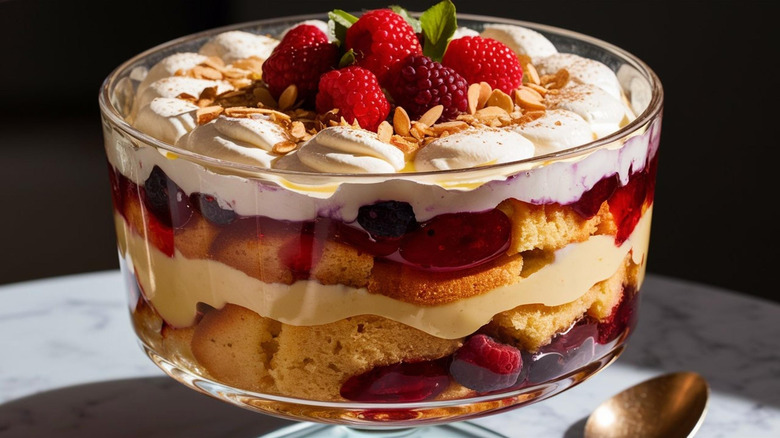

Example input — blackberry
[143,166,193,228]
[357,201,416,239]
[191,193,237,226]
[386,55,469,122]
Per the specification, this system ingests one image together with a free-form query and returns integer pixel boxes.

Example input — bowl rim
[98,11,664,180]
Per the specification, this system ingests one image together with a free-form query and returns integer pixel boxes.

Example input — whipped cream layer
[115,206,651,339]
[105,120,660,222]
[125,23,640,176]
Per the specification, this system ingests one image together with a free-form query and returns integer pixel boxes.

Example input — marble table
[1,271,778,437]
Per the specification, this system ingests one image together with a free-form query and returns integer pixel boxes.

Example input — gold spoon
[584,371,710,438]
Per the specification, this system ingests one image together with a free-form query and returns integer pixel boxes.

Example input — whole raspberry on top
[278,23,330,48]
[442,36,523,94]
[386,54,468,122]
[345,9,423,86]
[316,66,390,132]
[262,24,338,102]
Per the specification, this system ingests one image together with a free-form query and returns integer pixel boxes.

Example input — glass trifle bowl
[99,4,662,437]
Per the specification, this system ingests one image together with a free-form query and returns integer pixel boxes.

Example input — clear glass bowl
[99,11,662,437]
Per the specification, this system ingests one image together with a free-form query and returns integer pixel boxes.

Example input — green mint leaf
[328,9,359,45]
[420,0,458,62]
[339,49,357,68]
[390,5,422,33]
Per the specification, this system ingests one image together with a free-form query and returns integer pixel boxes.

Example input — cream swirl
[136,52,209,98]
[132,97,199,144]
[295,126,406,173]
[135,76,233,114]
[175,116,289,167]
[512,109,595,154]
[414,128,534,171]
[536,53,623,100]
[545,84,629,138]
[199,30,279,63]
[480,24,558,60]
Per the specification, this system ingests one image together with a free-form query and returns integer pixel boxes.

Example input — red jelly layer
[110,158,654,272]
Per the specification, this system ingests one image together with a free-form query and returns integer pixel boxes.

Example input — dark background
[1,1,776,303]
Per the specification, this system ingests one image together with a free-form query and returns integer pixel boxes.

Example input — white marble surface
[1,271,779,437]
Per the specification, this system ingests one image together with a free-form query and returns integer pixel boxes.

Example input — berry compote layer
[102,3,662,405]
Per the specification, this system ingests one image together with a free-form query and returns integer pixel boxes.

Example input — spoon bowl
[584,371,709,438]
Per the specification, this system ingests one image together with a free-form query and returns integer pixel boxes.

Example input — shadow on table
[0,377,296,438]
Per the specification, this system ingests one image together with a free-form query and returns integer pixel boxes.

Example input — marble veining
[1,272,779,437]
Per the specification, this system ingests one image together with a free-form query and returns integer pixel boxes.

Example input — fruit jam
[338,288,638,402]
[108,151,656,277]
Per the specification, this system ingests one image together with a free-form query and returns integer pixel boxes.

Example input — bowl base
[261,421,508,437]
[139,339,626,429]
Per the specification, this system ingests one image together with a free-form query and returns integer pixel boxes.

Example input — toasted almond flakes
[390,135,419,155]
[467,83,481,114]
[272,140,297,154]
[515,88,546,111]
[290,121,307,139]
[418,105,443,127]
[475,106,509,118]
[478,82,492,109]
[196,106,223,125]
[377,121,393,143]
[526,83,548,96]
[525,63,541,85]
[192,66,223,80]
[486,89,514,113]
[393,107,411,137]
[278,84,298,111]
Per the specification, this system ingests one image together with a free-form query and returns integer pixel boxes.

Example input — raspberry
[345,9,422,85]
[261,26,338,102]
[316,66,390,131]
[386,55,469,122]
[278,24,329,48]
[450,334,523,393]
[442,36,523,94]
[340,358,450,402]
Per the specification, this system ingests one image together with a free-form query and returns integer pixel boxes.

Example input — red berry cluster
[261,7,524,132]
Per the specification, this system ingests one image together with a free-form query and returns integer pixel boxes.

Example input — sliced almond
[390,135,419,155]
[467,83,481,114]
[525,63,541,85]
[191,65,223,81]
[431,121,469,135]
[253,87,277,108]
[418,104,443,127]
[196,106,223,125]
[176,92,197,102]
[475,106,509,118]
[393,106,411,137]
[514,87,546,111]
[541,68,570,89]
[203,56,226,70]
[272,140,297,154]
[199,86,218,101]
[486,89,514,114]
[478,82,492,109]
[377,121,393,143]
[278,84,298,111]
[231,56,264,74]
[526,83,548,96]
[290,121,307,139]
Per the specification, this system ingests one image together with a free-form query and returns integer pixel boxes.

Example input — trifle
[100,1,662,429]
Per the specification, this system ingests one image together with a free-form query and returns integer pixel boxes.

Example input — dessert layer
[114,204,650,339]
[103,121,659,222]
